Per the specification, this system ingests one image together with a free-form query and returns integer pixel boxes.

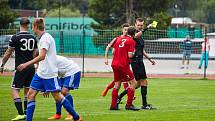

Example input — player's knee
[27,92,36,101]
[52,92,63,102]
[61,89,69,96]
[140,79,148,86]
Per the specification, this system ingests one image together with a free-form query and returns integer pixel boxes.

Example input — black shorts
[11,66,35,89]
[131,59,147,81]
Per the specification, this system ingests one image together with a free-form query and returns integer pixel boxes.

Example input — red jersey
[111,35,135,67]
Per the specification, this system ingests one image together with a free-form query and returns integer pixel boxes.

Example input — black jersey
[9,31,37,68]
[133,35,145,59]
[132,28,149,59]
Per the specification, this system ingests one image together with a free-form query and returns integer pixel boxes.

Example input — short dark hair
[135,18,144,23]
[20,17,30,26]
[122,23,130,28]
[127,26,136,36]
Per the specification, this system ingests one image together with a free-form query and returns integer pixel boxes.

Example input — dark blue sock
[56,102,62,115]
[61,97,79,120]
[65,94,74,107]
[26,101,35,121]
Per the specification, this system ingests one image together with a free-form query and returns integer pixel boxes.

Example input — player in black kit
[117,18,156,110]
[0,17,37,121]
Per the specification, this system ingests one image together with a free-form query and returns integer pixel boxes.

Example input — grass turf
[0,76,215,121]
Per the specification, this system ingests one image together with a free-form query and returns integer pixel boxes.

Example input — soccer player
[181,35,192,69]
[0,17,37,121]
[16,18,82,121]
[101,23,130,97]
[110,26,139,111]
[117,18,156,110]
[48,55,81,120]
[198,37,210,69]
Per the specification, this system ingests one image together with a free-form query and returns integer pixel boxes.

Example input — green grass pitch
[0,76,215,121]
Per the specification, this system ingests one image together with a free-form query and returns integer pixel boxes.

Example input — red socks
[126,87,135,107]
[111,88,118,107]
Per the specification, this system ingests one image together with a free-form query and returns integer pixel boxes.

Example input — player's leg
[11,71,26,120]
[23,68,35,115]
[110,81,121,110]
[23,88,29,114]
[140,79,148,108]
[125,79,139,111]
[205,52,209,68]
[198,52,205,69]
[101,80,115,96]
[181,57,185,69]
[26,88,38,121]
[51,92,81,121]
[25,74,42,121]
[63,72,81,120]
[117,82,129,104]
[46,77,81,121]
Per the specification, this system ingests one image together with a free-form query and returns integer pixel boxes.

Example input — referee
[0,17,37,120]
[131,18,156,109]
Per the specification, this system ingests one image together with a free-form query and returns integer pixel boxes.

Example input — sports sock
[118,89,128,100]
[56,102,62,115]
[14,98,24,115]
[61,97,79,120]
[24,97,27,114]
[126,87,134,107]
[65,94,74,107]
[107,81,115,89]
[123,83,128,89]
[26,101,35,121]
[141,86,147,106]
[111,88,118,107]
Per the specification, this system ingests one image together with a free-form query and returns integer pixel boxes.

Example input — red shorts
[111,65,134,82]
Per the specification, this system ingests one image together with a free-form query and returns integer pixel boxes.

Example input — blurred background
[0,0,214,77]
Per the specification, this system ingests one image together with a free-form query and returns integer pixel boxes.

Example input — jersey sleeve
[8,35,16,48]
[109,37,117,47]
[39,37,50,50]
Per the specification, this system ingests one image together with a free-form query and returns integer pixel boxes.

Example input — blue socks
[26,101,35,121]
[56,94,74,114]
[65,94,74,107]
[61,97,79,120]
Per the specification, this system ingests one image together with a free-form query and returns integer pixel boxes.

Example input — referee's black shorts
[131,58,147,81]
[11,66,35,89]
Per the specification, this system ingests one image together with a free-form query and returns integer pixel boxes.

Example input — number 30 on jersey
[20,38,35,51]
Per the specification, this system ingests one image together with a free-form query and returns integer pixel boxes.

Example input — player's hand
[147,24,153,28]
[17,63,27,71]
[42,92,50,98]
[0,65,4,74]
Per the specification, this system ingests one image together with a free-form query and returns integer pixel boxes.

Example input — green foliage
[0,1,18,29]
[1,76,215,121]
[46,7,81,17]
[89,0,173,29]
[92,30,121,50]
[150,12,172,30]
[88,0,126,29]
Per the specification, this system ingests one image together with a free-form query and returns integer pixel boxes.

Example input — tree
[46,7,81,17]
[0,1,18,29]
[88,0,126,29]
[89,0,173,29]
